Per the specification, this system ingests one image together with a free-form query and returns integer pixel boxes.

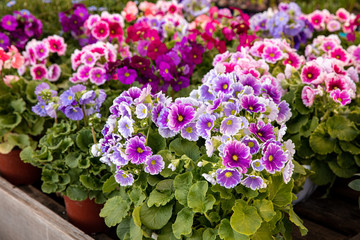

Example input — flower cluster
[250,2,313,49]
[83,12,124,42]
[70,42,117,85]
[19,35,67,81]
[32,82,106,120]
[307,8,360,41]
[0,10,42,50]
[0,45,24,86]
[93,50,295,189]
[189,6,255,53]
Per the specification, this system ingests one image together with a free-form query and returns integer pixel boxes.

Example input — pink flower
[46,35,67,55]
[30,64,47,80]
[91,21,110,40]
[301,64,323,85]
[325,75,348,92]
[330,47,348,63]
[3,75,19,87]
[89,67,106,85]
[322,41,336,52]
[77,65,92,81]
[108,21,123,39]
[122,1,138,22]
[327,20,341,32]
[309,11,324,30]
[34,41,49,61]
[330,89,351,105]
[85,15,100,29]
[71,49,85,71]
[47,64,61,81]
[336,8,349,23]
[283,52,302,69]
[81,51,97,67]
[352,46,360,61]
[301,86,315,107]
[262,46,283,64]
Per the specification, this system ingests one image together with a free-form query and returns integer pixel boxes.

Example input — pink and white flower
[330,89,351,105]
[46,35,67,56]
[30,64,47,80]
[47,64,61,81]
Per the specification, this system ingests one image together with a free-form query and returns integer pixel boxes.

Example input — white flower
[202,173,216,185]
[283,160,294,184]
[197,161,203,167]
[91,143,102,157]
[168,163,176,171]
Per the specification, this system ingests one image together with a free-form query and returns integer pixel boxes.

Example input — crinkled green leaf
[102,175,118,193]
[230,200,262,236]
[268,176,293,207]
[130,187,146,207]
[337,152,356,168]
[287,114,308,134]
[116,216,131,240]
[174,171,193,206]
[79,175,102,190]
[339,141,360,155]
[253,199,276,222]
[65,152,82,168]
[289,208,308,236]
[309,123,336,155]
[130,217,142,239]
[0,112,21,130]
[76,128,93,152]
[148,189,174,207]
[187,181,215,214]
[328,161,357,178]
[310,161,335,185]
[147,130,166,154]
[172,207,194,239]
[169,138,200,161]
[349,179,360,191]
[327,115,359,141]
[202,228,217,240]
[100,196,131,227]
[65,185,88,201]
[140,203,173,230]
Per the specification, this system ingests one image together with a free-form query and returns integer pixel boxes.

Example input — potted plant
[21,83,114,234]
[0,45,45,185]
[93,55,308,238]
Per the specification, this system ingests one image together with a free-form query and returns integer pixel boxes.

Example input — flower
[216,168,242,188]
[135,103,148,119]
[262,143,287,174]
[330,89,351,105]
[118,116,134,138]
[159,62,173,81]
[241,175,267,190]
[242,137,260,155]
[167,103,196,132]
[196,113,216,139]
[125,136,152,165]
[117,66,137,85]
[30,64,47,80]
[91,21,110,40]
[59,90,75,106]
[251,159,264,171]
[89,67,106,85]
[47,64,61,81]
[222,140,251,173]
[301,64,322,85]
[81,51,97,67]
[249,121,275,142]
[330,48,348,62]
[145,155,165,175]
[263,46,283,63]
[64,106,84,120]
[282,160,294,184]
[181,122,199,141]
[34,41,49,61]
[213,74,233,94]
[0,33,10,49]
[220,116,244,136]
[301,86,315,107]
[240,95,265,113]
[32,101,48,117]
[46,35,67,55]
[147,40,167,60]
[277,101,292,124]
[115,169,134,186]
[1,15,18,31]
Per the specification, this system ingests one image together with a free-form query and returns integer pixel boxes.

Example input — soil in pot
[0,149,41,186]
[63,196,108,234]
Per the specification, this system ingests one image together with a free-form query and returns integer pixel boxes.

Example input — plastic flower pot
[0,149,41,185]
[293,165,317,205]
[63,196,108,234]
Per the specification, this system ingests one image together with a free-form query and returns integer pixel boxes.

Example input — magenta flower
[0,33,10,49]
[301,86,315,107]
[196,113,216,139]
[242,137,260,155]
[117,66,137,85]
[47,64,61,81]
[147,40,167,60]
[301,64,322,85]
[125,136,152,165]
[322,41,336,53]
[91,21,110,40]
[325,75,348,92]
[81,51,97,67]
[330,89,351,105]
[222,140,251,173]
[330,48,348,62]
[240,95,265,113]
[34,41,49,61]
[167,103,196,132]
[30,64,47,80]
[283,52,302,69]
[89,67,106,85]
[262,143,287,174]
[241,175,266,190]
[262,45,283,64]
[159,62,173,81]
[352,47,360,61]
[216,168,242,188]
[145,155,165,175]
[1,15,18,31]
[46,35,67,55]
[77,65,92,81]
[115,169,134,186]
[249,121,275,142]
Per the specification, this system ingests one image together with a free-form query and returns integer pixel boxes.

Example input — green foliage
[100,196,131,227]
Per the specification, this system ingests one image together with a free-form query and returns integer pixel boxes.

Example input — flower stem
[91,127,97,144]
[145,104,154,145]
[81,105,87,126]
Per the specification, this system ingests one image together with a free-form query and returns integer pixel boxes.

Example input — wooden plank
[294,197,360,235]
[0,176,93,240]
[350,233,360,240]
[292,219,348,240]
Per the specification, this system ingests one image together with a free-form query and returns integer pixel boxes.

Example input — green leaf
[19,146,33,163]
[41,182,57,193]
[211,184,233,199]
[326,115,359,141]
[289,208,308,236]
[130,217,142,239]
[79,175,102,190]
[187,181,216,214]
[172,207,194,239]
[147,130,166,154]
[299,116,319,138]
[129,187,146,207]
[174,171,193,206]
[147,189,174,207]
[0,113,21,130]
[10,98,26,113]
[349,179,360,191]
[253,199,276,222]
[65,185,88,201]
[337,152,355,168]
[328,161,357,178]
[116,216,131,240]
[158,222,177,240]
[102,175,118,193]
[140,203,173,230]
[65,152,82,168]
[0,142,13,154]
[78,157,90,169]
[100,196,131,227]
[230,199,262,236]
[156,179,174,191]
[202,228,217,240]
[252,223,273,240]
[268,176,294,207]
[169,138,200,161]
[286,114,308,134]
[132,206,142,227]
[309,123,336,155]
[310,161,335,186]
[339,141,360,155]
[76,128,93,152]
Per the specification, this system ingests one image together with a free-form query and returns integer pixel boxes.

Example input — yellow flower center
[269,155,273,162]
[88,57,92,62]
[142,108,146,114]
[96,74,100,78]
[337,98,342,102]
[178,115,184,122]
[165,69,169,74]
[207,122,211,128]
[125,124,129,129]
[249,106,253,110]
[231,110,235,115]
[154,48,158,52]
[258,132,263,137]
[225,172,232,178]
[232,155,238,161]
[122,174,127,178]
[125,72,130,77]
[7,21,11,25]
[223,84,228,90]
[68,96,72,100]
[40,105,44,109]
[37,70,41,76]
[269,53,275,58]
[248,142,254,148]
[100,29,104,34]
[226,120,232,126]
[193,54,197,59]
[186,127,193,133]
[254,162,260,167]
[151,160,156,165]
[40,49,44,53]
[137,147,143,153]
[307,73,313,78]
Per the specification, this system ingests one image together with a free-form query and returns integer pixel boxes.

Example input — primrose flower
[64,106,84,120]
[222,140,251,173]
[30,64,47,80]
[216,168,242,188]
[249,121,276,142]
[145,155,165,175]
[263,46,283,63]
[167,103,196,132]
[117,66,137,85]
[220,116,244,136]
[118,116,134,138]
[196,113,216,139]
[330,89,351,105]
[241,175,267,190]
[262,143,288,174]
[115,169,134,186]
[181,122,199,141]
[125,136,152,165]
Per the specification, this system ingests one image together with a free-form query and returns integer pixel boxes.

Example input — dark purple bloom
[240,95,266,113]
[159,62,173,81]
[167,103,196,132]
[0,33,10,49]
[145,155,165,175]
[64,106,84,120]
[241,175,266,190]
[222,140,251,173]
[1,15,18,31]
[239,75,261,95]
[261,84,281,104]
[216,168,242,188]
[196,113,216,139]
[117,66,137,85]
[242,137,260,155]
[172,76,190,92]
[249,121,275,142]
[214,75,233,94]
[125,136,152,165]
[262,143,287,174]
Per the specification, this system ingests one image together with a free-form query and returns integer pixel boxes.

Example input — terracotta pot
[63,196,108,234]
[0,149,41,185]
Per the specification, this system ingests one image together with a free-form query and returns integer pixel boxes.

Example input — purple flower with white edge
[118,116,134,138]
[213,74,233,94]
[168,103,196,132]
[216,168,242,188]
[251,159,264,171]
[220,116,244,136]
[223,102,239,116]
[196,113,216,139]
[282,159,294,184]
[263,46,283,64]
[145,155,165,175]
[1,15,18,31]
[90,67,107,85]
[110,148,129,166]
[222,140,251,173]
[199,84,215,101]
[240,94,265,113]
[64,105,84,120]
[276,101,292,124]
[45,102,57,118]
[70,84,86,93]
[239,75,261,95]
[158,127,177,138]
[242,137,260,154]
[59,90,76,106]
[241,175,267,190]
[181,122,199,141]
[249,121,275,142]
[125,136,152,165]
[261,84,281,104]
[117,66,137,85]
[115,169,134,186]
[262,143,287,174]
[79,90,96,105]
[135,103,148,119]
[32,101,48,117]
[0,33,10,49]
